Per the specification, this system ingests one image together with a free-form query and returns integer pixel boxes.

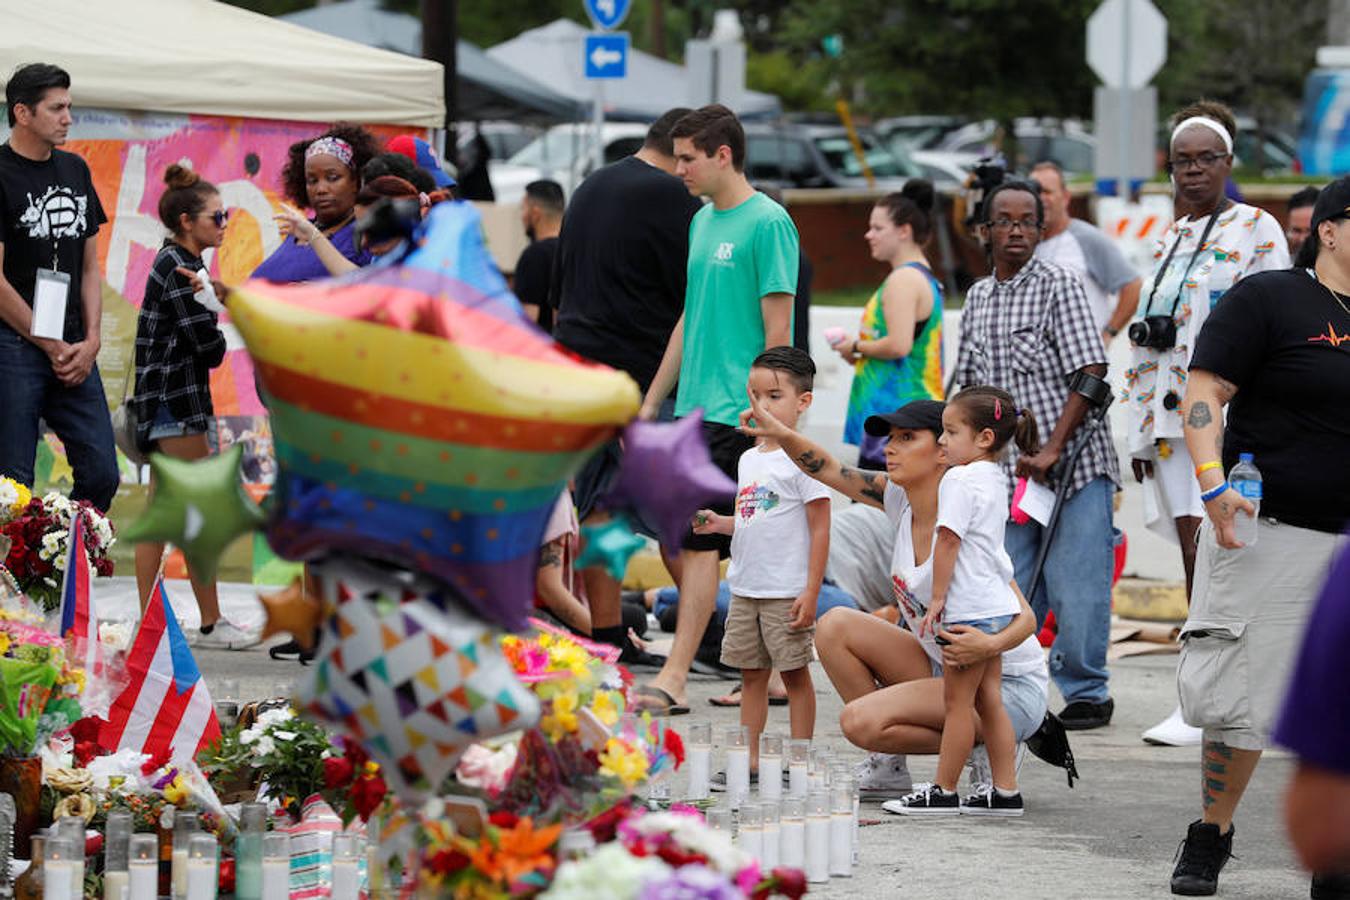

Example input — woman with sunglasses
[1124,100,1289,749]
[251,123,381,283]
[131,165,255,649]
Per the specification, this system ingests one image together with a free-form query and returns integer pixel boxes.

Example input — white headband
[1171,116,1232,154]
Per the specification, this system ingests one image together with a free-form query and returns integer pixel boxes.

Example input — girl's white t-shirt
[727,446,831,598]
[885,480,1047,682]
[934,460,1020,622]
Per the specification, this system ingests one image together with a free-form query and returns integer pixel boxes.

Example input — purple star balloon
[605,413,737,548]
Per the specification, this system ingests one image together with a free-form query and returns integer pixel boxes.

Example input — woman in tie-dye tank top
[835,180,945,469]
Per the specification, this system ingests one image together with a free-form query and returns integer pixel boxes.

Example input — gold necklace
[1316,273,1350,317]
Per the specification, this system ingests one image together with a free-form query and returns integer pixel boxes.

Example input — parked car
[487,122,650,203]
[874,115,967,150]
[743,123,919,190]
[937,118,1096,176]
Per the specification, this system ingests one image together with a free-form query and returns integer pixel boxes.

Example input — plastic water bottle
[1228,453,1262,547]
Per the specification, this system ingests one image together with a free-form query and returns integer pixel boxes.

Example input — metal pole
[593,78,605,173]
[1119,0,1132,196]
[421,0,458,149]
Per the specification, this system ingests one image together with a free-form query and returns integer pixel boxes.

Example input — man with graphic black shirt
[0,63,117,510]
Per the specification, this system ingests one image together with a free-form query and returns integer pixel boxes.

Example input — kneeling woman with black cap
[737,396,1050,808]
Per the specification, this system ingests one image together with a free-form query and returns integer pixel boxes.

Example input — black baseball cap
[864,399,946,438]
[1310,176,1350,232]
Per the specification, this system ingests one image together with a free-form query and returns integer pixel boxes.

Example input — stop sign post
[1087,0,1167,194]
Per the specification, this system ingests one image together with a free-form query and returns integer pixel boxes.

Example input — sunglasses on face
[202,209,229,227]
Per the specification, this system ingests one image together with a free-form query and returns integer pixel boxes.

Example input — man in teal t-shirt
[637,104,800,714]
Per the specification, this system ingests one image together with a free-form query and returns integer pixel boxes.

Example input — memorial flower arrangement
[0,492,115,611]
[198,706,387,823]
[0,608,84,757]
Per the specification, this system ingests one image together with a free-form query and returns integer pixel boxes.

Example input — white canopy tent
[0,0,444,127]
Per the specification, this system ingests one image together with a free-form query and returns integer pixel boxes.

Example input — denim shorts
[931,658,1048,743]
[951,613,1017,636]
[146,404,217,446]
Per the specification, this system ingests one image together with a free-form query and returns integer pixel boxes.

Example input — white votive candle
[261,859,289,900]
[687,745,711,799]
[43,858,76,900]
[805,814,830,883]
[331,856,361,900]
[726,746,750,801]
[829,813,853,876]
[105,869,131,900]
[759,754,782,801]
[761,822,780,868]
[187,858,217,900]
[172,848,189,898]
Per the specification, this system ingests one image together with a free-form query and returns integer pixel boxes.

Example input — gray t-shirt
[825,503,895,613]
[1035,218,1137,331]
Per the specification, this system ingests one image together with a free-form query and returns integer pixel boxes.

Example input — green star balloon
[575,515,647,582]
[121,445,266,583]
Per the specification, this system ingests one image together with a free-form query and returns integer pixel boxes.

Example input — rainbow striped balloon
[227,202,640,629]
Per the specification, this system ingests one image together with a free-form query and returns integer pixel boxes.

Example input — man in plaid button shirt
[955,180,1121,731]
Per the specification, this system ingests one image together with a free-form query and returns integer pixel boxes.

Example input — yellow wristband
[1194,461,1223,478]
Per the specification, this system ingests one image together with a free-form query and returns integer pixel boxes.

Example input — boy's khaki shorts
[720,595,814,671]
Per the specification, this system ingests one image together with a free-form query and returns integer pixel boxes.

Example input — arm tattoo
[1186,401,1213,429]
[841,466,886,502]
[538,539,563,569]
[796,451,826,474]
[1214,376,1238,403]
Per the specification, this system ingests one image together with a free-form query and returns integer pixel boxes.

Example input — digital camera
[1127,315,1177,350]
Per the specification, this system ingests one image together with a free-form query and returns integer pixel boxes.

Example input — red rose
[585,800,632,843]
[338,736,368,772]
[768,867,808,900]
[663,727,686,769]
[141,747,171,776]
[94,557,114,577]
[350,774,387,821]
[73,741,102,767]
[323,756,354,789]
[655,844,708,868]
[218,858,235,894]
[69,716,104,745]
[427,849,471,875]
[84,833,103,858]
[488,810,519,829]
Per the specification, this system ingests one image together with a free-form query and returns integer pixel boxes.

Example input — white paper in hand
[1013,478,1057,526]
[192,268,225,313]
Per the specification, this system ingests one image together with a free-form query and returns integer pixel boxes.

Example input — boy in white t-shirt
[894,385,1038,817]
[695,347,830,778]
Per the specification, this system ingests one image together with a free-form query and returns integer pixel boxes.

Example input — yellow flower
[58,667,86,693]
[598,737,649,789]
[590,690,620,728]
[164,775,189,807]
[540,691,579,742]
[363,761,381,776]
[0,633,11,656]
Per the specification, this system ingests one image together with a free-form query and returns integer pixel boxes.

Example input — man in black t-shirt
[514,179,563,333]
[551,108,703,663]
[0,63,117,510]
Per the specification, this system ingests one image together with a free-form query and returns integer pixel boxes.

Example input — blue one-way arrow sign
[584,33,628,80]
[584,0,631,30]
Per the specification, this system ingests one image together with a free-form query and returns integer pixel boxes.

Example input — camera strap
[1142,200,1228,320]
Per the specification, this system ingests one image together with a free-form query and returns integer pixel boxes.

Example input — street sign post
[584,33,628,79]
[1087,0,1167,194]
[583,31,629,172]
[583,0,631,31]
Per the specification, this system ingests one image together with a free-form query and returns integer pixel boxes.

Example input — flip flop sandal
[708,684,788,707]
[632,684,691,716]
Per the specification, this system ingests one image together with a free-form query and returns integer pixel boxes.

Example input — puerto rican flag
[99,577,220,763]
[58,512,101,676]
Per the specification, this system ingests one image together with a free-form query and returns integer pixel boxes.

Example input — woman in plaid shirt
[130,165,254,650]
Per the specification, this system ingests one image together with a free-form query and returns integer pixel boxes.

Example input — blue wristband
[1200,482,1228,503]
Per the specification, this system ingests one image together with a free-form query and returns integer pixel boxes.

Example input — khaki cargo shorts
[720,595,815,672]
[1177,518,1344,751]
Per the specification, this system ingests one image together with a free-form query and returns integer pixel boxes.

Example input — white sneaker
[1142,705,1202,747]
[856,752,913,798]
[968,742,1028,790]
[193,620,261,650]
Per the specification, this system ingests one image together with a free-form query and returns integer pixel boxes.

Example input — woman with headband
[1124,101,1289,750]
[251,124,381,283]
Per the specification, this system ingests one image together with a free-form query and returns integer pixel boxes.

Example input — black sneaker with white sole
[959,784,1024,817]
[880,783,960,816]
